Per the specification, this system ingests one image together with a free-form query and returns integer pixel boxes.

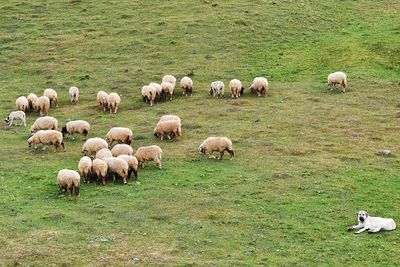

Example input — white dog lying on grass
[347,211,396,234]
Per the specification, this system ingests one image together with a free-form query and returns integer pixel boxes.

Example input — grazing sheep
[111,144,134,157]
[69,86,79,103]
[4,111,26,127]
[97,91,108,112]
[28,130,66,152]
[36,96,50,116]
[103,157,129,184]
[107,92,121,114]
[229,79,244,99]
[78,156,92,184]
[198,137,234,160]
[142,85,156,106]
[44,88,58,107]
[27,93,38,111]
[180,76,193,96]
[15,96,28,112]
[117,155,139,179]
[92,158,108,185]
[159,115,181,124]
[106,127,133,146]
[82,137,108,156]
[134,145,163,169]
[249,77,268,97]
[57,169,80,197]
[95,148,112,159]
[162,74,177,86]
[30,116,58,133]
[154,120,182,140]
[61,120,90,141]
[161,82,174,101]
[149,82,162,101]
[210,81,225,98]
[328,71,347,92]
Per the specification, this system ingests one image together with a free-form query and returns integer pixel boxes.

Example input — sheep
[154,120,182,140]
[134,145,162,169]
[210,81,225,98]
[15,96,28,112]
[4,111,26,127]
[117,155,139,180]
[198,137,234,160]
[162,74,176,86]
[27,93,38,111]
[28,130,66,152]
[141,85,156,106]
[229,79,244,99]
[36,96,50,116]
[97,91,108,112]
[180,76,193,96]
[44,88,58,107]
[69,86,79,104]
[30,116,58,133]
[105,127,133,146]
[57,169,80,197]
[107,92,121,114]
[149,82,162,101]
[111,144,134,157]
[159,114,181,124]
[161,82,174,101]
[249,77,268,97]
[82,137,108,156]
[61,120,90,141]
[103,157,129,184]
[95,148,112,159]
[328,71,347,92]
[92,159,108,185]
[78,156,92,184]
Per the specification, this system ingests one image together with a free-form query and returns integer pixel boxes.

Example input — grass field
[1,0,400,265]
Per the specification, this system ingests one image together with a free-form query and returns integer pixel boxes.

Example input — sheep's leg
[68,185,73,196]
[141,162,145,169]
[208,151,216,159]
[75,186,80,197]
[114,106,118,114]
[102,175,106,185]
[9,118,13,126]
[156,159,162,169]
[23,118,26,127]
[133,169,138,180]
[227,149,234,160]
[219,151,224,160]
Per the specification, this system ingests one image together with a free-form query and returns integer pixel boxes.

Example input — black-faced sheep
[30,116,58,133]
[95,148,112,159]
[106,127,133,146]
[37,96,50,116]
[44,88,58,107]
[103,157,129,184]
[78,156,92,183]
[97,91,108,112]
[117,155,139,180]
[107,92,121,114]
[61,120,90,141]
[69,86,79,103]
[180,76,193,96]
[198,137,234,160]
[111,144,134,157]
[15,96,28,112]
[134,145,163,169]
[28,130,66,152]
[82,137,108,156]
[229,79,244,99]
[249,77,268,97]
[328,71,347,92]
[92,158,108,185]
[4,111,26,127]
[210,81,225,98]
[57,169,80,196]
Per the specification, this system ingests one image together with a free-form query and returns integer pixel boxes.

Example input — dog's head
[358,211,369,223]
[4,116,10,123]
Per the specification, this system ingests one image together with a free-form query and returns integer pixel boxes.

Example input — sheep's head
[27,136,34,147]
[61,126,67,137]
[198,146,206,154]
[239,86,245,96]
[249,85,255,93]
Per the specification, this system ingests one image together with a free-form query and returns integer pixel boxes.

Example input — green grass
[0,0,400,265]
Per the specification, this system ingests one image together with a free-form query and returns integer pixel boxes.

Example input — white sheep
[134,145,163,169]
[30,116,58,133]
[117,155,139,180]
[161,82,175,101]
[198,137,234,160]
[28,130,66,152]
[106,127,133,146]
[249,77,268,97]
[82,137,108,156]
[159,115,181,123]
[57,169,80,196]
[107,92,121,114]
[95,148,112,159]
[27,93,38,111]
[69,86,79,103]
[141,85,156,106]
[149,82,162,101]
[4,111,26,127]
[36,96,50,116]
[103,157,129,184]
[44,88,58,107]
[229,79,244,99]
[180,76,193,96]
[15,96,28,112]
[61,120,90,141]
[328,71,347,92]
[78,156,92,183]
[111,144,134,157]
[162,74,177,86]
[154,120,182,140]
[210,81,225,98]
[92,158,108,185]
[97,91,108,112]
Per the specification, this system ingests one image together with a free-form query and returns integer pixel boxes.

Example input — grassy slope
[0,0,399,265]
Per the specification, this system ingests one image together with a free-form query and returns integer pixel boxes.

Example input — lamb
[161,82,175,101]
[106,127,133,146]
[149,82,162,101]
[57,169,80,196]
[36,96,50,116]
[97,91,108,112]
[44,88,58,107]
[4,111,26,127]
[69,86,79,103]
[27,93,38,111]
[15,96,28,112]
[28,130,66,152]
[95,148,112,159]
[198,137,234,160]
[111,144,134,157]
[103,157,129,184]
[78,156,92,183]
[107,92,121,114]
[249,77,268,97]
[154,120,182,140]
[180,76,193,96]
[134,145,163,169]
[162,74,177,86]
[82,137,109,156]
[92,158,108,185]
[229,79,244,99]
[141,85,156,106]
[117,155,139,179]
[210,81,225,98]
[328,71,347,92]
[61,120,90,141]
[30,116,58,133]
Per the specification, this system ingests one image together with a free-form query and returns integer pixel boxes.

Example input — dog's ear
[365,212,369,218]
